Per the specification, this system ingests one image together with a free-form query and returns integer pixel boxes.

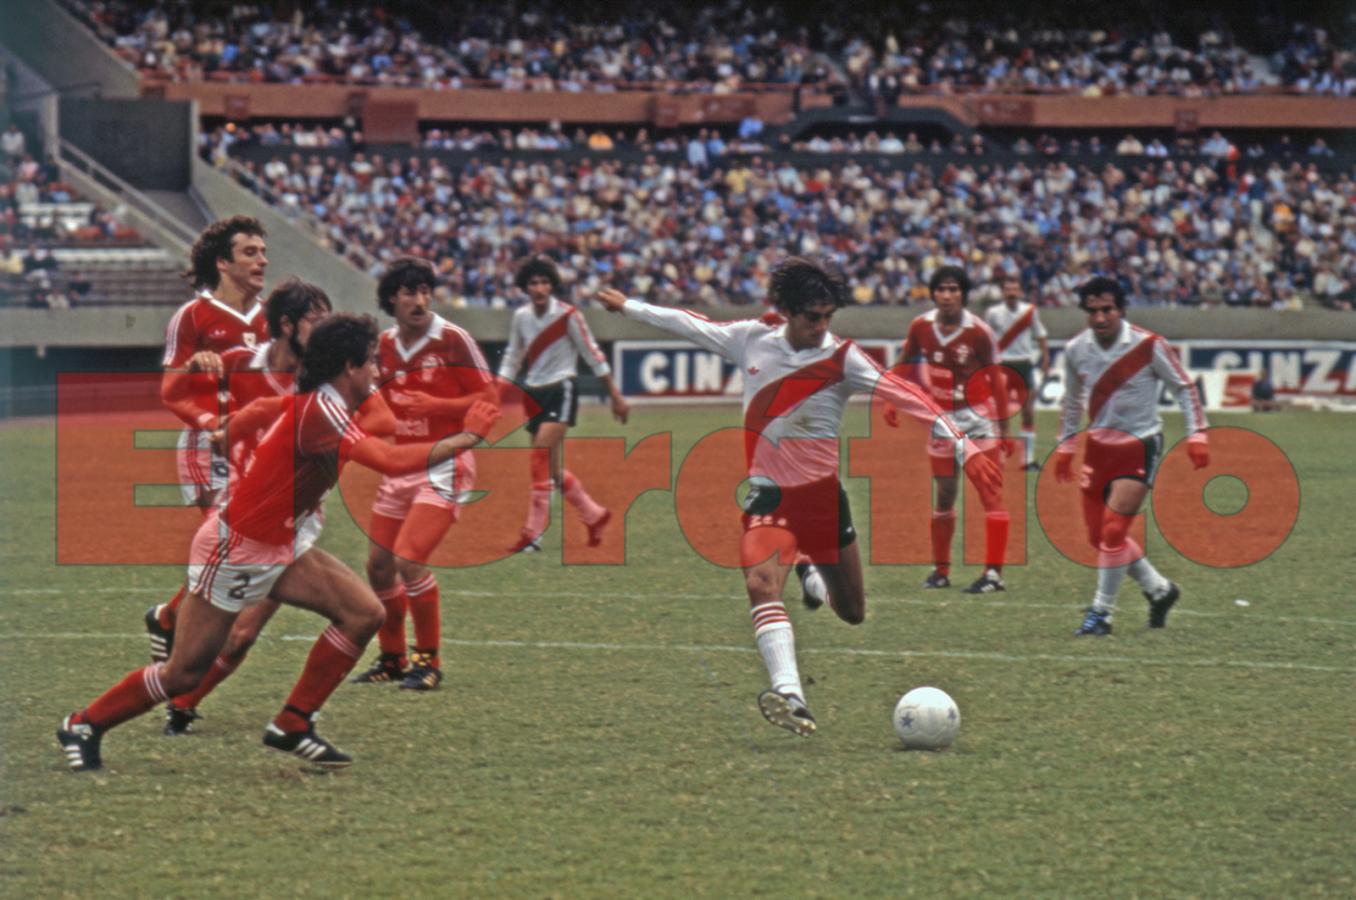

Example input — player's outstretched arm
[346,400,500,476]
[595,288,748,359]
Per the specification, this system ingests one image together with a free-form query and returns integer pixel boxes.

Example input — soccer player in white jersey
[499,257,629,553]
[984,275,1049,470]
[1055,277,1210,636]
[596,258,1001,736]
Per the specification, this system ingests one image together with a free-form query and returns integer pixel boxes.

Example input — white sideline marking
[4,584,1354,627]
[1,632,1351,674]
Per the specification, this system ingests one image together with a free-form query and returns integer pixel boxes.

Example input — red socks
[168,654,242,711]
[81,664,168,730]
[374,583,409,666]
[274,625,364,733]
[984,510,1010,572]
[405,574,440,669]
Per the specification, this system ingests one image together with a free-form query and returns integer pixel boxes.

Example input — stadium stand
[61,0,1355,96]
[206,142,1355,311]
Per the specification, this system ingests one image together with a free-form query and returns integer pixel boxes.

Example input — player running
[57,314,500,771]
[146,217,270,661]
[896,266,1012,594]
[499,257,629,553]
[596,257,1000,737]
[984,275,1050,471]
[159,279,396,735]
[353,258,497,690]
[1056,277,1209,636]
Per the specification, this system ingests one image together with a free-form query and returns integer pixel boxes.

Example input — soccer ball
[892,686,960,750]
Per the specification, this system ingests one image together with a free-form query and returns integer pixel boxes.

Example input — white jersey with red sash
[498,297,610,387]
[620,299,962,487]
[984,300,1048,364]
[1059,321,1207,442]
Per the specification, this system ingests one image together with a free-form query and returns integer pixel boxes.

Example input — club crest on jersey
[242,333,258,348]
[955,345,971,363]
[420,356,439,382]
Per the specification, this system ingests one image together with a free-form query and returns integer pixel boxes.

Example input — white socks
[751,600,802,698]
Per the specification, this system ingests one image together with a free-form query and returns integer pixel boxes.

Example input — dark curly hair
[515,256,562,292]
[767,256,850,316]
[265,279,332,340]
[1077,276,1127,311]
[928,266,971,305]
[183,216,266,291]
[376,256,438,316]
[298,313,378,393]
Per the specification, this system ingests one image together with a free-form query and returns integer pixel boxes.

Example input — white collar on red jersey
[391,313,446,362]
[197,289,263,326]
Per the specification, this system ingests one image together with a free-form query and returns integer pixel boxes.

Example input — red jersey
[162,291,268,429]
[224,384,368,546]
[220,342,294,472]
[897,309,1000,413]
[376,314,493,445]
[162,291,267,368]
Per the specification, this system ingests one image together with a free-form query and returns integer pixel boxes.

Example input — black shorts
[741,477,857,564]
[1083,431,1165,496]
[524,379,579,435]
[1003,360,1037,395]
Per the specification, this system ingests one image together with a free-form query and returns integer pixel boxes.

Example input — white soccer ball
[893,686,960,750]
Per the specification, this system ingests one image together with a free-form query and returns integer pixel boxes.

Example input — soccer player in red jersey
[57,314,500,771]
[353,258,497,690]
[160,279,395,735]
[896,266,1012,594]
[146,217,270,660]
[1056,277,1209,635]
[499,257,629,553]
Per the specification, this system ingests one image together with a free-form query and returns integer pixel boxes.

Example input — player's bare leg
[261,548,384,767]
[742,526,816,736]
[146,491,221,647]
[391,502,458,691]
[57,590,237,771]
[809,541,867,625]
[163,597,281,734]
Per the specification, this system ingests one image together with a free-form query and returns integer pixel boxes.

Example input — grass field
[1,406,1353,898]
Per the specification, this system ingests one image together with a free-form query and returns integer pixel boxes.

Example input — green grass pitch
[1,407,1353,897]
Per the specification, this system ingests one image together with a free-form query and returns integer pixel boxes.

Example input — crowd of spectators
[225,146,1355,311]
[65,0,1354,96]
[1,124,145,307]
[200,117,1349,171]
[67,0,836,93]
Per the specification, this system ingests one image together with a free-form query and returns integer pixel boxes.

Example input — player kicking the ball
[596,258,1000,736]
[1056,277,1209,635]
[57,314,499,771]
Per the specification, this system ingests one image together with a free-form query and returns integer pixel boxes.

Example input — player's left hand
[1187,435,1210,470]
[963,446,1003,495]
[611,393,631,424]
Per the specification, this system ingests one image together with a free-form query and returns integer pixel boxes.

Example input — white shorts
[186,509,324,613]
[371,451,476,521]
[177,428,229,506]
[928,408,999,462]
